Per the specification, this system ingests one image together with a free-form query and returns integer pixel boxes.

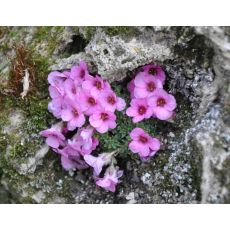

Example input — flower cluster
[40,61,177,193]
[40,61,126,192]
[127,64,176,121]
[127,64,177,159]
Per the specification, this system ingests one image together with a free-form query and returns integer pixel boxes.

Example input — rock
[0,26,230,203]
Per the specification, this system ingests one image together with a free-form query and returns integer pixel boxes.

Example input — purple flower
[79,90,101,116]
[99,89,126,112]
[68,127,99,155]
[70,61,90,84]
[126,98,153,123]
[96,166,123,192]
[129,128,160,160]
[89,109,116,133]
[61,156,88,171]
[127,79,135,99]
[48,97,65,119]
[84,152,113,175]
[48,71,68,89]
[49,85,64,99]
[82,75,111,98]
[40,125,65,148]
[84,154,105,175]
[133,73,163,98]
[63,78,81,100]
[79,127,99,153]
[61,155,79,170]
[147,89,176,120]
[137,64,166,85]
[58,145,88,170]
[61,99,85,130]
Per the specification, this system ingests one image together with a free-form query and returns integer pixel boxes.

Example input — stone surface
[0,26,230,203]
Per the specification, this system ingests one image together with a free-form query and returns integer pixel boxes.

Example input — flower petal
[61,109,73,121]
[126,107,137,117]
[130,128,145,140]
[46,136,59,148]
[154,107,173,120]
[96,123,109,133]
[116,97,126,111]
[134,87,148,98]
[149,138,161,151]
[89,116,103,128]
[61,156,76,170]
[134,74,147,87]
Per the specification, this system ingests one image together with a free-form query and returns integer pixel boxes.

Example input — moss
[103,26,140,38]
[84,27,97,41]
[33,26,65,55]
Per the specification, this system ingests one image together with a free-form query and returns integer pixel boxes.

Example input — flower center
[148,67,157,75]
[107,96,116,105]
[139,135,148,143]
[95,81,102,90]
[157,98,166,107]
[73,109,79,117]
[88,97,96,105]
[101,112,109,121]
[72,87,76,94]
[138,106,146,115]
[147,82,156,92]
[80,69,85,79]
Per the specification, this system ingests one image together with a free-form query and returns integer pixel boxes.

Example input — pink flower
[79,127,99,153]
[79,90,101,116]
[48,71,68,89]
[49,85,64,99]
[63,78,81,100]
[84,155,105,175]
[40,125,65,148]
[70,61,90,84]
[129,128,160,160]
[133,73,163,98]
[99,89,126,112]
[96,166,123,192]
[89,109,116,133]
[127,79,135,98]
[147,89,176,120]
[61,99,85,130]
[68,127,99,155]
[58,145,88,170]
[82,75,111,98]
[84,152,113,175]
[137,64,166,85]
[57,144,81,158]
[126,98,153,123]
[48,97,65,119]
[61,156,88,170]
[61,155,79,170]
[62,71,71,78]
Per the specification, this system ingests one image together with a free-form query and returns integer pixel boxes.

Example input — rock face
[0,26,230,203]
